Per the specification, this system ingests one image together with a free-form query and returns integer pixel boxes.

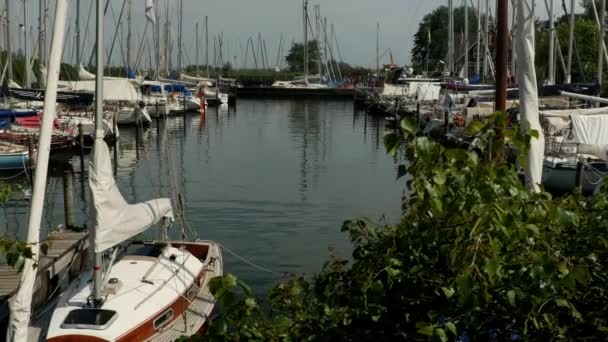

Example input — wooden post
[63,170,75,229]
[495,0,508,112]
[416,94,420,129]
[27,136,36,187]
[135,124,140,161]
[78,123,85,166]
[27,136,36,170]
[575,158,584,190]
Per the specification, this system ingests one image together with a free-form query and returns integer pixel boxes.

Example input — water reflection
[0,99,401,291]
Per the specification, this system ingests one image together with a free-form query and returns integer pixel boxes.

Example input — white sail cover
[90,141,173,252]
[66,79,143,102]
[180,72,214,86]
[78,64,96,80]
[381,84,407,96]
[570,114,608,145]
[516,0,544,192]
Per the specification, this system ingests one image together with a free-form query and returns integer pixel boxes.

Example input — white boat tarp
[78,64,96,80]
[410,82,441,101]
[516,0,544,192]
[65,79,143,102]
[570,114,608,145]
[381,84,407,96]
[90,141,173,253]
[541,106,608,118]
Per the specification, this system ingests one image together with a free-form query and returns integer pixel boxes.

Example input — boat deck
[0,231,89,323]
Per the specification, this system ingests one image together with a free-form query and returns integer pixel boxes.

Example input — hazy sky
[9,0,585,69]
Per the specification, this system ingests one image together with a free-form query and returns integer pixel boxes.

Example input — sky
[5,0,585,70]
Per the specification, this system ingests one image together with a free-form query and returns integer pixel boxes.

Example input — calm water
[0,99,402,290]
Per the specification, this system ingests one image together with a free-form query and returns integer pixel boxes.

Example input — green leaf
[245,297,257,309]
[445,322,457,336]
[441,287,455,299]
[570,303,583,322]
[384,134,400,157]
[465,120,484,136]
[435,327,448,342]
[572,264,589,285]
[558,261,569,276]
[400,117,417,135]
[416,323,435,336]
[507,290,516,307]
[555,298,570,308]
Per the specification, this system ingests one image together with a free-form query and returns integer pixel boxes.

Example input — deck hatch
[61,309,117,330]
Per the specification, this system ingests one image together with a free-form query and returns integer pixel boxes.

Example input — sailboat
[47,2,222,340]
[6,2,223,341]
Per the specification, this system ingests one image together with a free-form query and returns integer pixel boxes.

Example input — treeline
[410,3,608,90]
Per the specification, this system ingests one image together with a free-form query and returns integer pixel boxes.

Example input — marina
[0,0,608,340]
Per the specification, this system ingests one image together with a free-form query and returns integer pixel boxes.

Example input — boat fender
[454,114,464,127]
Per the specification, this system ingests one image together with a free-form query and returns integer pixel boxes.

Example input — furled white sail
[7,1,68,341]
[180,73,214,86]
[516,0,544,192]
[90,141,173,253]
[78,64,96,80]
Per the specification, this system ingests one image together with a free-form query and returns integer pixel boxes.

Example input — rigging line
[79,0,95,65]
[216,242,287,276]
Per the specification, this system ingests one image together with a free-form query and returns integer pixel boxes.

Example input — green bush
[205,114,608,341]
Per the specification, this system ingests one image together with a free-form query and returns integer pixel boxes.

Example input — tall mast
[205,15,209,77]
[598,0,605,91]
[495,0,508,111]
[5,0,12,82]
[448,0,454,75]
[38,0,44,67]
[154,0,160,77]
[547,0,555,84]
[476,0,481,76]
[464,0,468,79]
[196,22,199,74]
[177,0,182,72]
[316,4,322,77]
[510,0,517,82]
[24,0,31,88]
[126,0,132,73]
[482,0,489,81]
[303,0,309,82]
[93,0,105,307]
[566,0,574,83]
[76,0,80,65]
[6,0,67,339]
[376,22,379,77]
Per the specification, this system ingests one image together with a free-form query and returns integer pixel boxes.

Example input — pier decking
[0,231,89,323]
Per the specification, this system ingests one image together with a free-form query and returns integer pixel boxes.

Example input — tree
[205,114,608,341]
[535,17,600,84]
[411,6,484,73]
[284,40,320,73]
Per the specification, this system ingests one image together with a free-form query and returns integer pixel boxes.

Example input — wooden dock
[0,231,89,323]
